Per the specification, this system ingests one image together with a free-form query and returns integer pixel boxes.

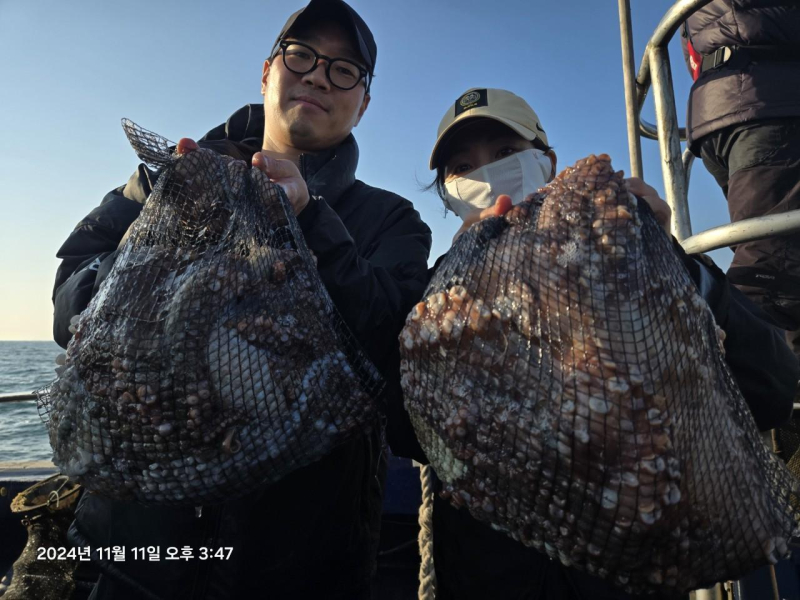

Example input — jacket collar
[200,103,358,207]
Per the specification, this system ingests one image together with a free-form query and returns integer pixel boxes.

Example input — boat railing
[617,0,800,252]
[0,391,37,405]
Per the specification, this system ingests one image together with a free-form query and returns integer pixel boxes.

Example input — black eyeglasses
[278,41,370,92]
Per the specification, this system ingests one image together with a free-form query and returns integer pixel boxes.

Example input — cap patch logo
[455,89,488,117]
[459,91,481,106]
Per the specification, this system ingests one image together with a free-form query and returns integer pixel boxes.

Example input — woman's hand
[176,138,199,155]
[452,195,514,244]
[625,177,671,233]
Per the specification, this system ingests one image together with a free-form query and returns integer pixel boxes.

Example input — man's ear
[545,150,558,182]
[353,93,371,127]
[261,59,271,96]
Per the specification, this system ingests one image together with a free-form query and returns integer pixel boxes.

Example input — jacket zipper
[299,153,307,181]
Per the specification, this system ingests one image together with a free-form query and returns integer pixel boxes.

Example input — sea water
[0,341,61,462]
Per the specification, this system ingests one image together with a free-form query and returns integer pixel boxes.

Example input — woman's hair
[426,136,553,209]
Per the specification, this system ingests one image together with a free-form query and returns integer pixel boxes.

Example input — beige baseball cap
[429,88,549,169]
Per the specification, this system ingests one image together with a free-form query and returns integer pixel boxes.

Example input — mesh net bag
[42,120,382,506]
[399,154,800,595]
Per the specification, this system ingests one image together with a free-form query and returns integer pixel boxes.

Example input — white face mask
[443,148,552,220]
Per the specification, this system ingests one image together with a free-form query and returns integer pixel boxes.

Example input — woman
[430,87,670,243]
[402,87,798,600]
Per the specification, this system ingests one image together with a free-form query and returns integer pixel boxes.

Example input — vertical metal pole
[618,0,644,179]
[650,45,692,241]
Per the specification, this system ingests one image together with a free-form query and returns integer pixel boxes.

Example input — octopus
[45,122,381,506]
[399,154,800,595]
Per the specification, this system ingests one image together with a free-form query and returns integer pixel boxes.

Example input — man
[681,1,800,361]
[52,1,431,598]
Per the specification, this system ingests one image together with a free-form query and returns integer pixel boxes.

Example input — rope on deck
[418,464,437,600]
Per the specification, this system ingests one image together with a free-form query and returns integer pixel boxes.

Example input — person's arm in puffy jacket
[52,164,157,348]
[52,138,256,349]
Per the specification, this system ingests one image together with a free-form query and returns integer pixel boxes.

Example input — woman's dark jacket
[681,0,800,152]
[51,104,432,600]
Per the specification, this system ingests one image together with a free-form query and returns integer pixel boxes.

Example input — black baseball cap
[270,0,377,77]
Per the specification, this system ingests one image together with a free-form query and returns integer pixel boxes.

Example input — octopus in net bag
[400,153,800,594]
[46,122,381,506]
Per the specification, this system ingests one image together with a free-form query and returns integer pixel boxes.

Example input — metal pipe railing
[638,119,666,142]
[682,148,695,191]
[619,0,800,255]
[650,44,692,241]
[681,209,800,254]
[620,0,713,235]
[0,391,37,404]
[633,0,714,143]
[618,0,644,178]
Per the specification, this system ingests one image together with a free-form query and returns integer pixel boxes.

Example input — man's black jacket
[51,104,432,600]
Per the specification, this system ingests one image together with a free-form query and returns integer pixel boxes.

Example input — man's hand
[453,195,514,244]
[175,139,310,216]
[625,177,671,233]
[176,138,199,155]
[252,152,310,215]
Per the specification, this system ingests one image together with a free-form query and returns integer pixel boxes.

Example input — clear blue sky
[0,0,732,340]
